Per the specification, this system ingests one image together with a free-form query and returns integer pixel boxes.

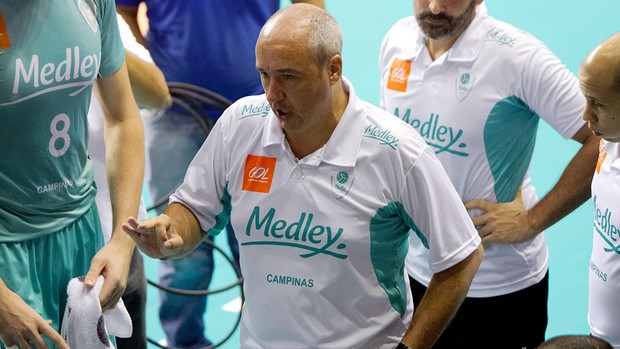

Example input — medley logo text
[393,108,469,157]
[4,46,100,106]
[240,102,270,119]
[363,124,399,150]
[484,27,517,47]
[593,195,620,254]
[242,206,348,259]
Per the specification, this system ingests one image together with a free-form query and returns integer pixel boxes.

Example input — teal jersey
[0,0,125,241]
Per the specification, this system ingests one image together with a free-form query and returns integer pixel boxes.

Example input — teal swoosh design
[370,202,422,317]
[484,96,539,202]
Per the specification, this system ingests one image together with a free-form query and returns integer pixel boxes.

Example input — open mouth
[274,108,290,119]
[588,123,602,136]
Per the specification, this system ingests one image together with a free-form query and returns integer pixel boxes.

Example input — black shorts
[409,272,549,349]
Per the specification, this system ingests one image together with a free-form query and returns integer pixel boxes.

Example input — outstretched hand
[464,190,537,247]
[0,286,69,349]
[122,214,184,259]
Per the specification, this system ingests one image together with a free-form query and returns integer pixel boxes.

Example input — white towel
[60,276,132,349]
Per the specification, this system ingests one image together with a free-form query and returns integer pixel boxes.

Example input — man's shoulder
[360,101,428,158]
[478,15,546,53]
[228,94,272,121]
[216,94,271,138]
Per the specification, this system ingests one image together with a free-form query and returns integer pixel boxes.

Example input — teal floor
[143,1,620,347]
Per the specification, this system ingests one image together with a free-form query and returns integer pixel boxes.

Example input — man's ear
[328,54,343,85]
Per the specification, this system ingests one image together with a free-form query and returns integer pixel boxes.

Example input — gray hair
[538,335,613,349]
[306,10,343,67]
[262,5,343,67]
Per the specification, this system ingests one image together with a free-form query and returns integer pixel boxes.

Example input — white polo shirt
[379,5,585,297]
[589,140,620,348]
[170,78,480,348]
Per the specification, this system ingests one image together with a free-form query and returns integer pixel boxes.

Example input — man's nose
[428,0,447,14]
[265,80,284,103]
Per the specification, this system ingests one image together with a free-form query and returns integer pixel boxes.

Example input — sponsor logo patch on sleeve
[596,140,607,175]
[387,58,412,92]
[242,155,277,193]
[0,13,11,50]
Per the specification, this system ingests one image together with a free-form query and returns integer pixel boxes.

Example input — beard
[415,0,477,40]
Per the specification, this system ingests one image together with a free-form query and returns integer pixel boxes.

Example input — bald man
[538,335,613,349]
[579,32,620,349]
[123,4,483,348]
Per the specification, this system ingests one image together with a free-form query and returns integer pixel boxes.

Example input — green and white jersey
[0,0,124,241]
[379,4,585,297]
[589,140,620,348]
[171,78,480,348]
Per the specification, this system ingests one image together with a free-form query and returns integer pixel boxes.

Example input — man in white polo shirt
[379,1,599,348]
[123,4,483,348]
[579,32,620,349]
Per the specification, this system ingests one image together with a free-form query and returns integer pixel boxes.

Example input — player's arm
[125,50,171,109]
[466,125,599,245]
[465,41,600,246]
[526,125,599,233]
[84,62,145,311]
[400,148,484,348]
[401,245,483,349]
[116,5,147,47]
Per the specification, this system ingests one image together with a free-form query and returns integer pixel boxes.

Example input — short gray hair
[538,335,613,349]
[306,11,343,67]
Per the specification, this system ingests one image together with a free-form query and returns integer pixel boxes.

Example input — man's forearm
[163,203,207,258]
[96,63,145,244]
[527,130,599,235]
[105,115,145,246]
[401,245,483,349]
[125,51,171,109]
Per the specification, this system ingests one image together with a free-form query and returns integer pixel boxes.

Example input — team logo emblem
[242,155,277,193]
[336,171,349,184]
[78,0,98,33]
[332,171,353,199]
[456,72,475,102]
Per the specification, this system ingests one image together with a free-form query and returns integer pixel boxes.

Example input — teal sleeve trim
[97,0,126,76]
[207,183,232,236]
[370,202,423,316]
[484,96,539,202]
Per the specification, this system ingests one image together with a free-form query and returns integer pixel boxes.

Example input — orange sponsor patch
[596,141,607,174]
[242,155,277,193]
[387,58,412,92]
[0,13,11,50]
